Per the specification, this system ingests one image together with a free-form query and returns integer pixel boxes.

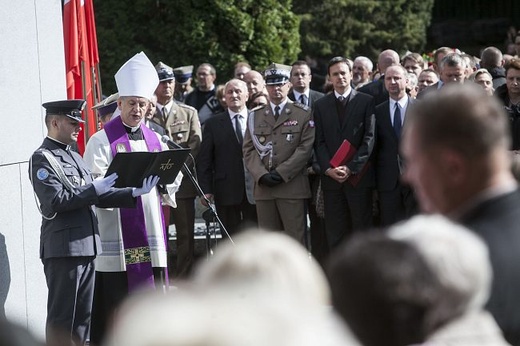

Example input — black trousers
[323,185,373,249]
[43,256,95,346]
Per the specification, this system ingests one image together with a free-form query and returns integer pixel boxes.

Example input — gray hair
[354,56,373,72]
[389,215,492,313]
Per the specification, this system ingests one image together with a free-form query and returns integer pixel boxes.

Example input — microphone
[161,135,183,149]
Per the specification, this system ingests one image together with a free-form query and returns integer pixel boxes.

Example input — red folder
[329,139,369,186]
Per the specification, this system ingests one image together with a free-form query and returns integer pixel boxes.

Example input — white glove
[132,175,160,197]
[92,173,118,195]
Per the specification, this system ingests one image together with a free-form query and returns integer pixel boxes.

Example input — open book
[105,149,190,187]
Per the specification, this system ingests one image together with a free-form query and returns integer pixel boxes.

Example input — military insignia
[177,133,183,139]
[36,168,49,180]
[283,120,298,126]
[294,103,309,111]
[309,120,315,128]
[285,108,292,114]
[264,109,270,116]
[286,134,294,142]
[259,136,266,143]
[172,120,186,126]
[72,176,80,185]
[116,143,127,152]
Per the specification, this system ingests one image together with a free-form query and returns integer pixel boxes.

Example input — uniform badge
[72,176,80,185]
[286,134,294,142]
[177,133,183,139]
[116,143,127,152]
[259,136,266,143]
[285,108,292,115]
[36,168,49,180]
[309,120,315,128]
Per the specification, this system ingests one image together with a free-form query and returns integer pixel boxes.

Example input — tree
[93,0,300,93]
[296,0,434,62]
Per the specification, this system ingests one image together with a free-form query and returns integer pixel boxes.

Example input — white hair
[354,56,374,72]
[388,215,492,312]
[193,229,331,306]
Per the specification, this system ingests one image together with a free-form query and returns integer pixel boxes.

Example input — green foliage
[93,0,300,94]
[297,0,434,62]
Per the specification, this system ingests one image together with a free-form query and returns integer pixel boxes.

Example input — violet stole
[104,116,168,291]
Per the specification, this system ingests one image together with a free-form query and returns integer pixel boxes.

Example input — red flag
[63,0,98,154]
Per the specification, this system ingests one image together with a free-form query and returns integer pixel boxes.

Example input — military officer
[243,63,315,243]
[29,99,157,346]
[153,61,202,278]
[173,65,194,103]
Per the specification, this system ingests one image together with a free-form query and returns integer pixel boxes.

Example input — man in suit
[374,65,416,226]
[243,63,315,243]
[29,100,154,346]
[152,61,202,279]
[185,63,223,125]
[418,53,466,97]
[401,83,520,346]
[288,60,327,260]
[288,60,324,107]
[358,49,400,106]
[352,56,373,90]
[197,79,257,236]
[314,56,376,249]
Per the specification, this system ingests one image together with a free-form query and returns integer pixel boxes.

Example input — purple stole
[104,116,168,291]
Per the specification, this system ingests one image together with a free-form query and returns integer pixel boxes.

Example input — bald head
[244,70,265,97]
[480,47,504,69]
[378,49,400,74]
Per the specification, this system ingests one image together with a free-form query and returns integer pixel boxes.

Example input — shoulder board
[293,102,310,111]
[251,104,267,112]
[175,101,196,112]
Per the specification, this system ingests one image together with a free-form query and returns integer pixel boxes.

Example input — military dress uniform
[29,100,135,346]
[153,100,202,278]
[243,101,315,242]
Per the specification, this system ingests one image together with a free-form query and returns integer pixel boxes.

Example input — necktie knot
[274,106,281,121]
[299,94,308,106]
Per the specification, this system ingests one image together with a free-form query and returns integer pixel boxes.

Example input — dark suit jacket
[358,77,388,106]
[374,97,412,191]
[288,89,324,108]
[459,189,520,346]
[197,111,247,206]
[314,90,376,190]
[29,138,135,259]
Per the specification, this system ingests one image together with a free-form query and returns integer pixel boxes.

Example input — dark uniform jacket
[29,138,135,259]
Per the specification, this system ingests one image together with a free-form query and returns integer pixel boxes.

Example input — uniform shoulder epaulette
[250,104,267,112]
[176,101,196,112]
[293,102,310,111]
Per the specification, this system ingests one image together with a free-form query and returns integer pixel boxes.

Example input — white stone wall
[0,0,67,339]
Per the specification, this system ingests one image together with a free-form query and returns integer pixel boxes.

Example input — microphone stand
[162,140,235,257]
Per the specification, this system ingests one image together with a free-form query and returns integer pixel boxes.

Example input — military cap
[42,99,86,123]
[155,61,175,82]
[92,92,119,117]
[264,63,291,85]
[173,65,193,84]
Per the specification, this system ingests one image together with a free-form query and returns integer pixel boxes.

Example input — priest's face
[118,96,150,127]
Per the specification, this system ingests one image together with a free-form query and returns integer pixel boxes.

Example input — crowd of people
[13,28,520,346]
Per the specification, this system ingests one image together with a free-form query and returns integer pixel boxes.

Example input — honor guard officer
[153,61,202,279]
[243,63,315,243]
[92,92,119,127]
[29,99,156,346]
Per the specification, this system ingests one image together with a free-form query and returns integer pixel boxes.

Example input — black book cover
[105,149,190,188]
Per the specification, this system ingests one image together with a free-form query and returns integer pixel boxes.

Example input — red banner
[63,0,100,154]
